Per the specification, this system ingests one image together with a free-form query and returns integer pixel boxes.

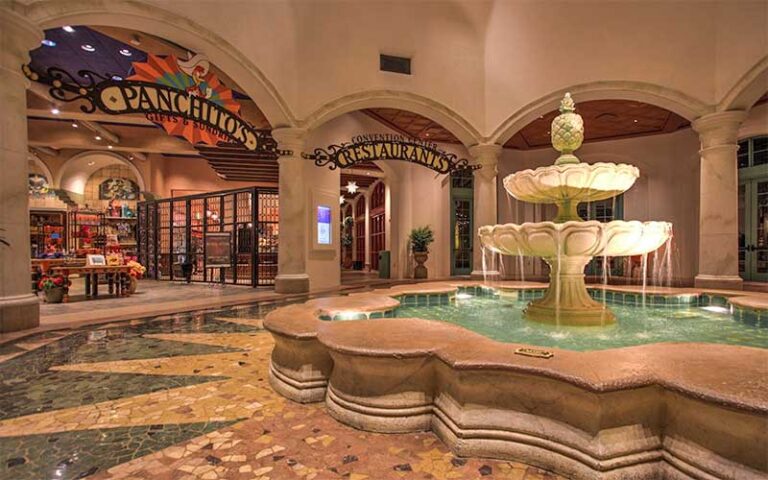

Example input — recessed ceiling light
[129,155,134,160]
[41,39,56,47]
[62,26,75,33]
[71,122,78,128]
[87,161,95,166]
[50,107,60,115]
[107,145,113,149]
[119,49,132,57]
[81,44,96,52]
[111,75,123,81]
[94,135,102,141]
[633,119,638,123]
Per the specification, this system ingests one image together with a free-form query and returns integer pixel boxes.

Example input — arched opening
[497,97,701,285]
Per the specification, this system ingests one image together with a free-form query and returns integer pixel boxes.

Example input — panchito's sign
[22,54,279,154]
[303,133,480,175]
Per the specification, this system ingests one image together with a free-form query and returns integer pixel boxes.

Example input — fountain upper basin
[478,220,672,258]
[503,162,640,205]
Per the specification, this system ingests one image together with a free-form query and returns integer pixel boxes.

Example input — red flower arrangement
[38,274,70,291]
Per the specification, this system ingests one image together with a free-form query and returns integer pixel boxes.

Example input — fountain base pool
[265,282,768,480]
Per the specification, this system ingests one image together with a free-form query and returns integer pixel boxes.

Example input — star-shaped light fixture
[345,181,359,194]
[339,195,345,205]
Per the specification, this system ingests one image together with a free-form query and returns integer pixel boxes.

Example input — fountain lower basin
[264,282,768,480]
[479,220,672,325]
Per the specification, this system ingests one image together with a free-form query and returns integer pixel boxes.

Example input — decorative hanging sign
[22,56,283,155]
[303,133,480,174]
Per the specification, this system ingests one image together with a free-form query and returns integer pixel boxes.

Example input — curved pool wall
[264,281,768,480]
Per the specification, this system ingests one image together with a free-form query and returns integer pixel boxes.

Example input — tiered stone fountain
[479,93,672,326]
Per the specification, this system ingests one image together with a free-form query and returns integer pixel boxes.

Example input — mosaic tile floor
[0,306,562,480]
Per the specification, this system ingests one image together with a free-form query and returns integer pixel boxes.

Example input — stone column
[273,127,309,293]
[0,10,42,332]
[469,144,502,278]
[692,111,748,290]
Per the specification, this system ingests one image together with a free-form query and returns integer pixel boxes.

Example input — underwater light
[700,305,730,314]
[62,25,75,33]
[337,311,363,320]
[456,293,473,300]
[41,39,56,47]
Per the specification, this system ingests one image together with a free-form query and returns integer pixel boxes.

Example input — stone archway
[303,90,483,148]
[489,80,711,146]
[14,0,295,128]
[56,151,147,196]
[719,55,768,111]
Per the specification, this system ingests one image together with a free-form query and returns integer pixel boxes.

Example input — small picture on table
[86,254,106,266]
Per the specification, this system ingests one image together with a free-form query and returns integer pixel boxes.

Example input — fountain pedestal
[524,256,615,326]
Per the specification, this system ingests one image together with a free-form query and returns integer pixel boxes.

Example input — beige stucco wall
[498,129,701,285]
[18,0,767,135]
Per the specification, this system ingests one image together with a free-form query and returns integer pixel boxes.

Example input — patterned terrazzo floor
[0,306,563,480]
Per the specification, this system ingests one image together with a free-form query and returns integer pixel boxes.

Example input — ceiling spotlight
[50,108,60,115]
[339,195,345,205]
[62,25,75,33]
[128,155,134,160]
[71,122,78,128]
[346,181,359,194]
[107,145,113,149]
[111,75,123,81]
[81,44,96,52]
[118,48,132,57]
[94,135,102,141]
[633,119,638,123]
[87,161,95,166]
[41,39,57,47]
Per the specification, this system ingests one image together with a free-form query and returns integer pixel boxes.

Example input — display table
[51,265,132,302]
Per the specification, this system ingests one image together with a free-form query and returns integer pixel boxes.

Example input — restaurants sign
[22,56,281,155]
[304,134,480,174]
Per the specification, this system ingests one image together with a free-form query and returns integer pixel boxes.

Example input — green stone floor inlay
[0,420,236,480]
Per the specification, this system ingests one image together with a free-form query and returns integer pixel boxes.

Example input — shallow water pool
[394,294,768,351]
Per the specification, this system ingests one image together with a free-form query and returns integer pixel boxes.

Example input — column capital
[468,143,503,166]
[692,111,748,148]
[0,7,43,74]
[271,127,307,152]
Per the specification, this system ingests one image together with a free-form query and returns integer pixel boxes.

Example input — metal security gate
[137,187,278,287]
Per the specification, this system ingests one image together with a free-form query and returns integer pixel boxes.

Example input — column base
[470,270,500,280]
[694,274,743,290]
[275,274,310,294]
[0,294,40,333]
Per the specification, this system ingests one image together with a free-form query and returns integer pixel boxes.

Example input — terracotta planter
[129,277,138,294]
[44,287,64,303]
[413,251,429,279]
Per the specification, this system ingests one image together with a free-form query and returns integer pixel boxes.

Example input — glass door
[450,170,473,276]
[738,136,768,282]
[740,179,768,281]
[450,197,472,275]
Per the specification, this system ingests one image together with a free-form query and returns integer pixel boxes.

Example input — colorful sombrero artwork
[128,53,241,147]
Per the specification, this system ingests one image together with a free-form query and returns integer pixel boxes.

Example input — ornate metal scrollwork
[302,136,481,174]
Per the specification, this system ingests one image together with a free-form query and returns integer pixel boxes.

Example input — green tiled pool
[393,291,768,351]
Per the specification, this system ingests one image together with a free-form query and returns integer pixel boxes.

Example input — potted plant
[38,274,68,303]
[409,226,435,279]
[126,260,146,294]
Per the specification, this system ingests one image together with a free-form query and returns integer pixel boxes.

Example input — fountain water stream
[478,93,672,326]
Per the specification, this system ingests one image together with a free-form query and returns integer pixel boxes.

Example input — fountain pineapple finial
[551,92,584,165]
